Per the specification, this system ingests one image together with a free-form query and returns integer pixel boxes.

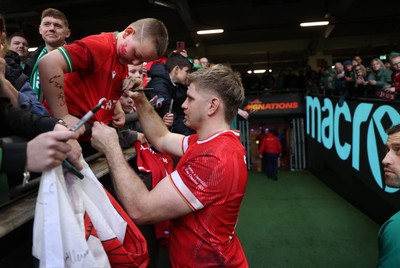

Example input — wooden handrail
[0,147,136,238]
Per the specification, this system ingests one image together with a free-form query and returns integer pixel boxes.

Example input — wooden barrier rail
[0,148,136,238]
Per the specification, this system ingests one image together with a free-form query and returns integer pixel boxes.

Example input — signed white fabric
[32,157,128,268]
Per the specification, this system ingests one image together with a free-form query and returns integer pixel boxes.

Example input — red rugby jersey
[57,32,127,127]
[169,130,249,267]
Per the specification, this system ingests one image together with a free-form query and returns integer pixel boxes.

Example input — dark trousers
[262,152,279,178]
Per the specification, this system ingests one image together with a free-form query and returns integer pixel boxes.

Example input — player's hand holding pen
[118,75,154,93]
[122,75,143,90]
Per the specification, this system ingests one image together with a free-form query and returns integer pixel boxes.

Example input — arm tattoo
[49,75,66,106]
[49,75,63,90]
[57,92,66,106]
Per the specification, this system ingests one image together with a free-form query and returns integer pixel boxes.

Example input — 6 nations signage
[306,96,400,193]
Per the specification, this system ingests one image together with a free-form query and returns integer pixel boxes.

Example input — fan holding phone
[145,51,195,135]
[175,41,188,57]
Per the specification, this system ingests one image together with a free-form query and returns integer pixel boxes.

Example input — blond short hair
[188,65,244,123]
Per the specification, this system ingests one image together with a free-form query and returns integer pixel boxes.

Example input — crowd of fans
[316,54,399,102]
[241,53,400,102]
[1,8,250,267]
[2,6,400,267]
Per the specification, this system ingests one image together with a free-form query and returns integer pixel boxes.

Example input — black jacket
[23,44,45,79]
[5,51,29,90]
[0,97,58,173]
[146,63,194,135]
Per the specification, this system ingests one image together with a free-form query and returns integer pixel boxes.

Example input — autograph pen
[168,99,174,113]
[116,88,154,93]
[62,98,105,179]
[70,98,106,132]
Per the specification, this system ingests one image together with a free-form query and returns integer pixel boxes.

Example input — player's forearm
[104,143,151,222]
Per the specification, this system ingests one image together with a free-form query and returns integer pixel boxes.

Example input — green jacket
[377,211,400,267]
[367,68,392,88]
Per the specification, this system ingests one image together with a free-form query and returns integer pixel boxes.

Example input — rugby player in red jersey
[91,65,249,267]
